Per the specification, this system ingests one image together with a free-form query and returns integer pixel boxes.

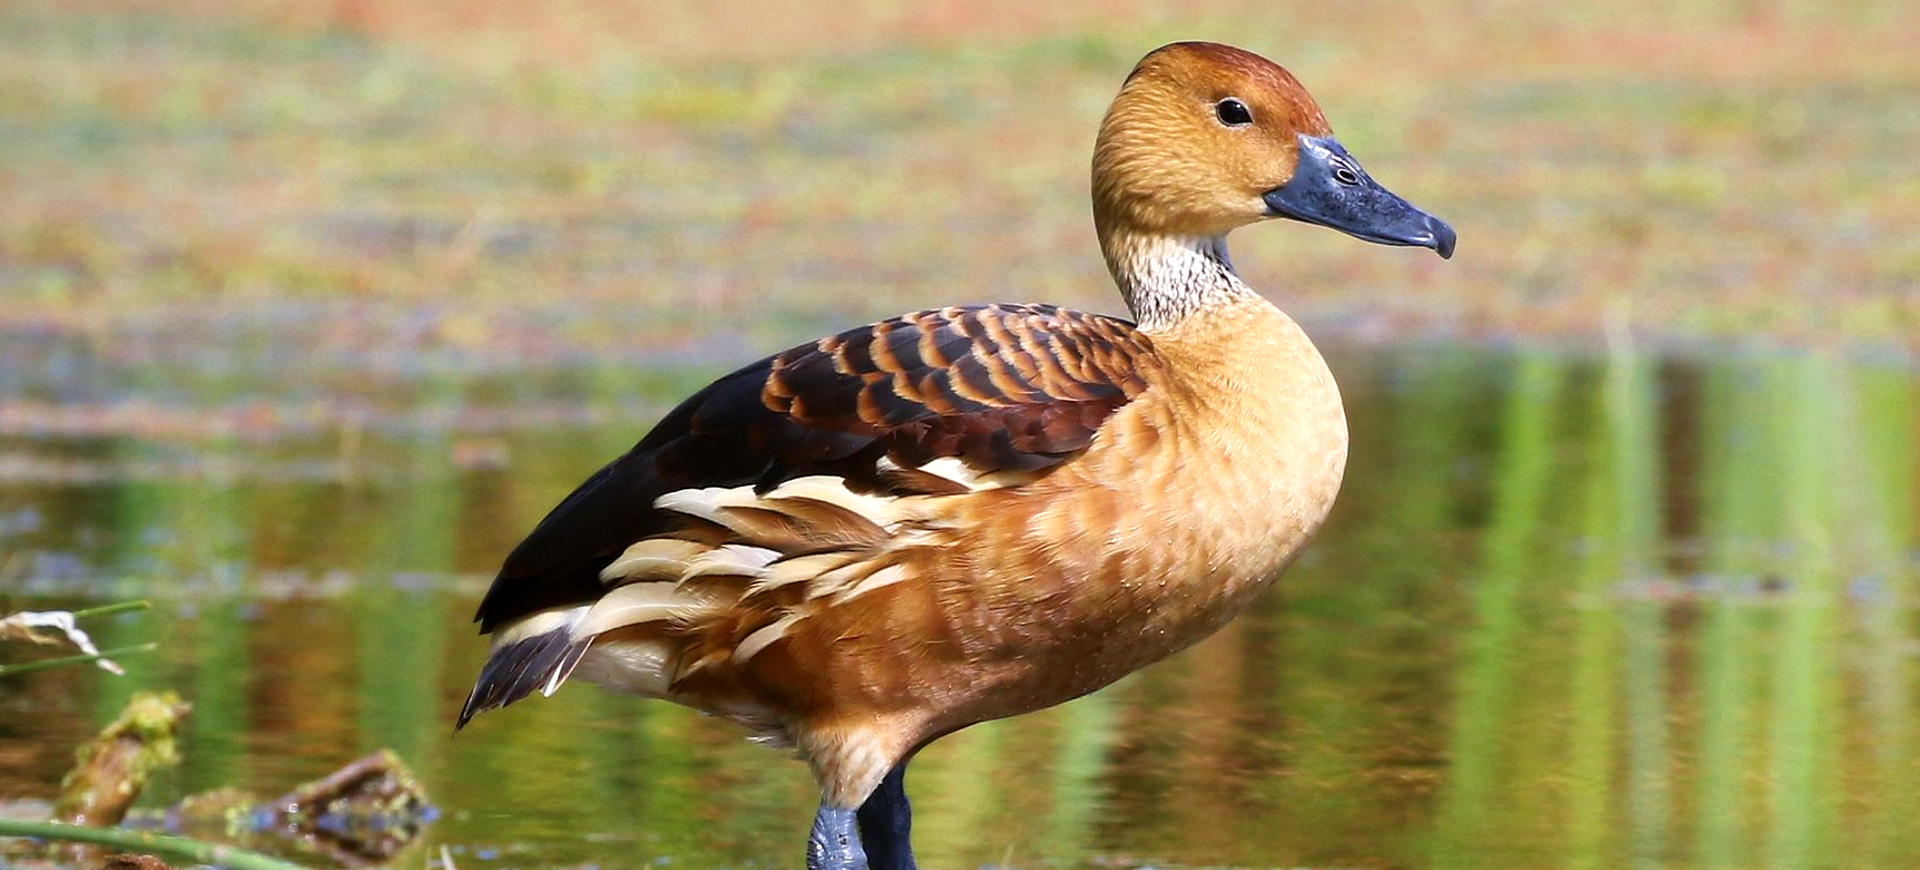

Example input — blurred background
[1,0,1917,868]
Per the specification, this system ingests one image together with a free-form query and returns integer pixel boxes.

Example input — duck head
[1093,42,1454,259]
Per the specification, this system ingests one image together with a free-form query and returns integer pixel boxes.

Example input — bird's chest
[1119,359,1346,634]
[983,304,1349,682]
[1131,304,1346,579]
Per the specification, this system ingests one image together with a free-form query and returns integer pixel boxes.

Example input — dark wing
[473,303,1156,632]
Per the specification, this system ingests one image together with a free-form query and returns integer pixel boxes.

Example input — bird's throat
[1099,229,1258,332]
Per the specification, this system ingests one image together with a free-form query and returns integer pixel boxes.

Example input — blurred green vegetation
[1,0,1916,353]
[4,346,1918,869]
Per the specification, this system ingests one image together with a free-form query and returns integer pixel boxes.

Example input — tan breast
[944,296,1346,713]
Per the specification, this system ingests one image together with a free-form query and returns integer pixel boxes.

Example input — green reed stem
[0,643,157,678]
[0,819,314,870]
[69,600,152,620]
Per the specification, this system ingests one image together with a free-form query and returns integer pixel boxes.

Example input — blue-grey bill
[1263,134,1455,259]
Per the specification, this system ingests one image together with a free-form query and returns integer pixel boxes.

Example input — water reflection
[2,344,1917,870]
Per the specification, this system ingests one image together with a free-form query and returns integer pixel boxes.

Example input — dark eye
[1332,163,1361,185]
[1214,98,1253,127]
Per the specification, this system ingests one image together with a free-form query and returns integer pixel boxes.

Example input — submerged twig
[0,819,313,870]
[258,750,434,866]
[100,852,178,870]
[116,749,436,866]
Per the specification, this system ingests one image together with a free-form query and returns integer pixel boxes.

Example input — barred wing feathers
[460,304,1156,725]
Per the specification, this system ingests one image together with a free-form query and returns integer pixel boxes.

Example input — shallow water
[3,338,1918,870]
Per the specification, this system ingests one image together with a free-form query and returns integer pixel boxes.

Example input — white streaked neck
[1100,231,1259,332]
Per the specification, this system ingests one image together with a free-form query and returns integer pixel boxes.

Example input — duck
[458,41,1453,870]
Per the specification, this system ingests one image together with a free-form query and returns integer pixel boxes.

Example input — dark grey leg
[856,763,917,870]
[808,803,868,870]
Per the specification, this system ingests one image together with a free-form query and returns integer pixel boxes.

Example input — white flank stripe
[681,544,779,581]
[654,485,750,525]
[829,564,909,604]
[915,456,984,489]
[491,605,588,649]
[733,614,803,664]
[576,583,716,636]
[602,538,708,582]
[755,552,858,594]
[765,475,901,525]
[880,454,1030,492]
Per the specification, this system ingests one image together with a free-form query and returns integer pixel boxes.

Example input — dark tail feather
[457,628,594,729]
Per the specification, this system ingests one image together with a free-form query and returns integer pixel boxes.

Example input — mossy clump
[54,692,193,827]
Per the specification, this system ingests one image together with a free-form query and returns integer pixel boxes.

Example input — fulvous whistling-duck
[459,41,1454,870]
